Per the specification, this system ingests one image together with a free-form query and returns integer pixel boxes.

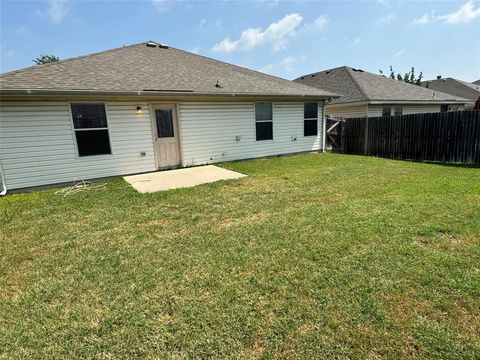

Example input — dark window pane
[394,107,402,116]
[156,109,174,137]
[382,107,392,116]
[71,103,107,129]
[255,103,272,121]
[304,119,318,136]
[441,105,449,112]
[75,130,111,156]
[304,102,318,119]
[256,121,273,141]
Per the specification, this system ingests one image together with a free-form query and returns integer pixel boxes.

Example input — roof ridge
[0,42,144,77]
[343,66,370,101]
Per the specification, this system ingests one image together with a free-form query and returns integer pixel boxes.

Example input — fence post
[364,116,369,155]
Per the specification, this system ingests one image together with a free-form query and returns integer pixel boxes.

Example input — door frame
[149,102,182,169]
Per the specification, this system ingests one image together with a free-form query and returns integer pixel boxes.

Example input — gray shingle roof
[0,41,337,98]
[473,79,480,85]
[421,78,480,101]
[294,66,468,104]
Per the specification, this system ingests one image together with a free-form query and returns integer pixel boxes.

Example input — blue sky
[1,0,480,82]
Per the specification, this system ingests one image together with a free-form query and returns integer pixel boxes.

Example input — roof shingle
[421,78,480,101]
[0,42,337,98]
[294,66,468,104]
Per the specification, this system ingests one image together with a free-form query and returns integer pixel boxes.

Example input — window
[394,107,403,116]
[71,103,111,157]
[155,109,174,137]
[382,107,392,116]
[304,102,318,136]
[441,105,449,112]
[255,103,273,141]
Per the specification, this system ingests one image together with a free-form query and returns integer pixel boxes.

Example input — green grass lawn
[1,153,479,359]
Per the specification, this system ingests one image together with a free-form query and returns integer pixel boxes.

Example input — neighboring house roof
[420,78,480,101]
[473,79,480,85]
[0,41,337,99]
[294,66,468,105]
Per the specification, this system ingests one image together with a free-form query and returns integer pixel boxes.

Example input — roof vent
[146,41,158,48]
[325,71,330,74]
[311,74,316,77]
[300,76,305,80]
[352,68,364,72]
[158,43,169,49]
[215,80,223,88]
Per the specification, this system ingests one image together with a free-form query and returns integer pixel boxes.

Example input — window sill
[76,153,114,159]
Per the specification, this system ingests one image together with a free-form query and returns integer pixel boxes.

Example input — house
[473,80,480,86]
[0,41,338,191]
[421,77,480,108]
[294,66,468,119]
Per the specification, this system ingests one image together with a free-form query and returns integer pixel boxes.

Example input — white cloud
[212,13,303,53]
[256,0,280,8]
[314,15,328,28]
[198,19,222,32]
[151,0,172,12]
[16,26,31,35]
[4,50,15,59]
[412,2,480,25]
[377,13,396,24]
[258,55,305,75]
[438,1,480,24]
[190,46,201,54]
[44,0,69,23]
[412,13,432,25]
[393,49,406,57]
[352,36,361,45]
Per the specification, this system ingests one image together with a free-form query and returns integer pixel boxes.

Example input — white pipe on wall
[0,161,7,196]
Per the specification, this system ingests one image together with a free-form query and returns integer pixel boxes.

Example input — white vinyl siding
[178,101,324,167]
[325,104,368,119]
[0,102,156,190]
[367,104,442,117]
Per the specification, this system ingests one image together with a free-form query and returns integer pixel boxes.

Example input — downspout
[0,161,6,196]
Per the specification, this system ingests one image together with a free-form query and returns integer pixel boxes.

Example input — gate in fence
[329,110,480,164]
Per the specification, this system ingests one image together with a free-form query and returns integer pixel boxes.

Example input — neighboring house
[421,77,480,108]
[0,41,338,191]
[473,80,480,86]
[294,66,468,119]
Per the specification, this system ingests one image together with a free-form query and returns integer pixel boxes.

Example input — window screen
[155,109,174,138]
[255,103,273,141]
[382,107,392,116]
[394,107,403,116]
[304,102,318,136]
[71,103,111,157]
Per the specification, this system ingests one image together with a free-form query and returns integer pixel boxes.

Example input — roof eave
[368,99,469,104]
[0,88,338,100]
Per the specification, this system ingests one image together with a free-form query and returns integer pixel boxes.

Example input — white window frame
[254,102,274,142]
[69,102,113,158]
[303,102,318,137]
[382,107,392,116]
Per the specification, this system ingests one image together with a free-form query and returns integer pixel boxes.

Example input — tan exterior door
[153,105,180,168]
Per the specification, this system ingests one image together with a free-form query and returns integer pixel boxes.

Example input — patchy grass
[1,153,479,359]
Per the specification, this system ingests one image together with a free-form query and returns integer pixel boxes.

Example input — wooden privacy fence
[330,110,480,164]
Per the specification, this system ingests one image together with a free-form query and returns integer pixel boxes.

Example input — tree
[379,66,423,85]
[33,54,59,65]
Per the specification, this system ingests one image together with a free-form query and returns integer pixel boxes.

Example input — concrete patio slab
[124,165,247,193]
